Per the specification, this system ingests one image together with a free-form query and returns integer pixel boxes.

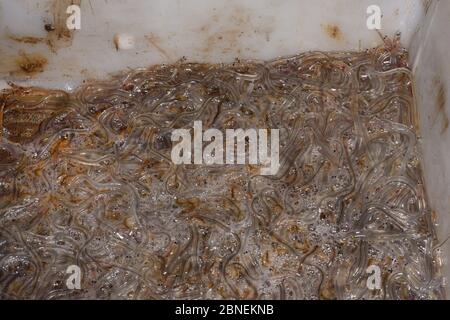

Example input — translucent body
[0,41,443,299]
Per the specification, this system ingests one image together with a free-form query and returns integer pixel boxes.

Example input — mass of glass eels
[0,36,445,299]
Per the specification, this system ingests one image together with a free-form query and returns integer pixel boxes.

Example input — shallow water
[0,38,443,299]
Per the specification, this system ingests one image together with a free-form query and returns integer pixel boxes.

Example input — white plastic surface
[410,0,450,296]
[0,0,425,90]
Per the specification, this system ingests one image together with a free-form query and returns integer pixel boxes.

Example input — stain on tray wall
[431,77,449,135]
